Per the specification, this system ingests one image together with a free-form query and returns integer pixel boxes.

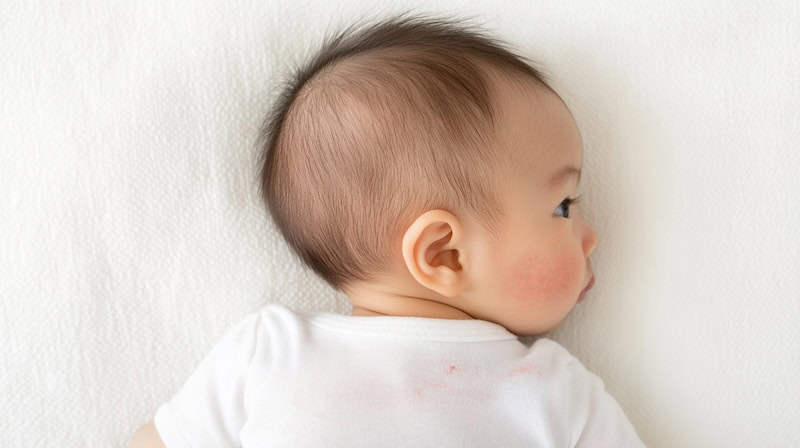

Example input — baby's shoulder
[526,337,586,371]
[212,303,299,347]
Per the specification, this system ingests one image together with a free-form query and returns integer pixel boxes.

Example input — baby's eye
[554,195,582,219]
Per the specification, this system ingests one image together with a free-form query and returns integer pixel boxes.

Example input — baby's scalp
[255,12,560,293]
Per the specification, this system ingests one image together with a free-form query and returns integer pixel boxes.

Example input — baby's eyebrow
[546,165,582,190]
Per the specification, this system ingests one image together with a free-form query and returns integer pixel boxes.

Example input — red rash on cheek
[506,251,575,303]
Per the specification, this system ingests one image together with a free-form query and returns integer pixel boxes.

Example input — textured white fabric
[152,303,645,447]
[2,1,799,447]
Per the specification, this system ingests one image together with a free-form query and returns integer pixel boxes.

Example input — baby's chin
[501,294,588,336]
[492,310,571,337]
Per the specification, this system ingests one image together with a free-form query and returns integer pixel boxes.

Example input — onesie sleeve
[153,310,262,448]
[559,348,647,447]
[535,338,646,448]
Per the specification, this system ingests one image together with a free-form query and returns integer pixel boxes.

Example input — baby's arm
[131,310,263,447]
[560,354,646,447]
[535,339,646,447]
[571,369,646,447]
[128,421,165,448]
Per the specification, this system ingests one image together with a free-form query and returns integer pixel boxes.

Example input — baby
[130,12,645,448]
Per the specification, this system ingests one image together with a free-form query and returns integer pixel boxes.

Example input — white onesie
[154,303,645,447]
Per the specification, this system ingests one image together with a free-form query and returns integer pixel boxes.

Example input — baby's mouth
[584,275,596,293]
[577,275,596,303]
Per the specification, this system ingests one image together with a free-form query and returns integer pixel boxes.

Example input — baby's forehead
[489,71,563,122]
[489,77,582,179]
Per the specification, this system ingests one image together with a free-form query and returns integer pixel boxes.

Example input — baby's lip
[577,276,596,303]
[583,275,596,293]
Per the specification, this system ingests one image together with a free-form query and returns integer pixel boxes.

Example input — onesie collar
[303,309,519,342]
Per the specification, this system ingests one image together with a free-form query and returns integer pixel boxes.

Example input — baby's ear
[401,209,468,297]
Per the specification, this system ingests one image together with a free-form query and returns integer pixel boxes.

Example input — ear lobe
[402,210,468,298]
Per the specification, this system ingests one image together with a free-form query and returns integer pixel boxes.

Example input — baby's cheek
[505,251,579,303]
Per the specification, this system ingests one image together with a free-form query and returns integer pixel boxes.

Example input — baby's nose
[583,225,598,256]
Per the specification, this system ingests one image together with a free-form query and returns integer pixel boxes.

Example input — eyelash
[566,194,583,206]
[557,194,583,218]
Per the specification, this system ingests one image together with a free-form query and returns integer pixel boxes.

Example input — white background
[1,1,798,447]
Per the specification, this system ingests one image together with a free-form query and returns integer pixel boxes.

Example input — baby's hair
[255,11,557,293]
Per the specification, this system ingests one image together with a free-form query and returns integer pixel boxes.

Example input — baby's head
[256,13,598,336]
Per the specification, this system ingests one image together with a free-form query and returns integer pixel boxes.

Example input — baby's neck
[346,281,474,320]
[350,303,473,319]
